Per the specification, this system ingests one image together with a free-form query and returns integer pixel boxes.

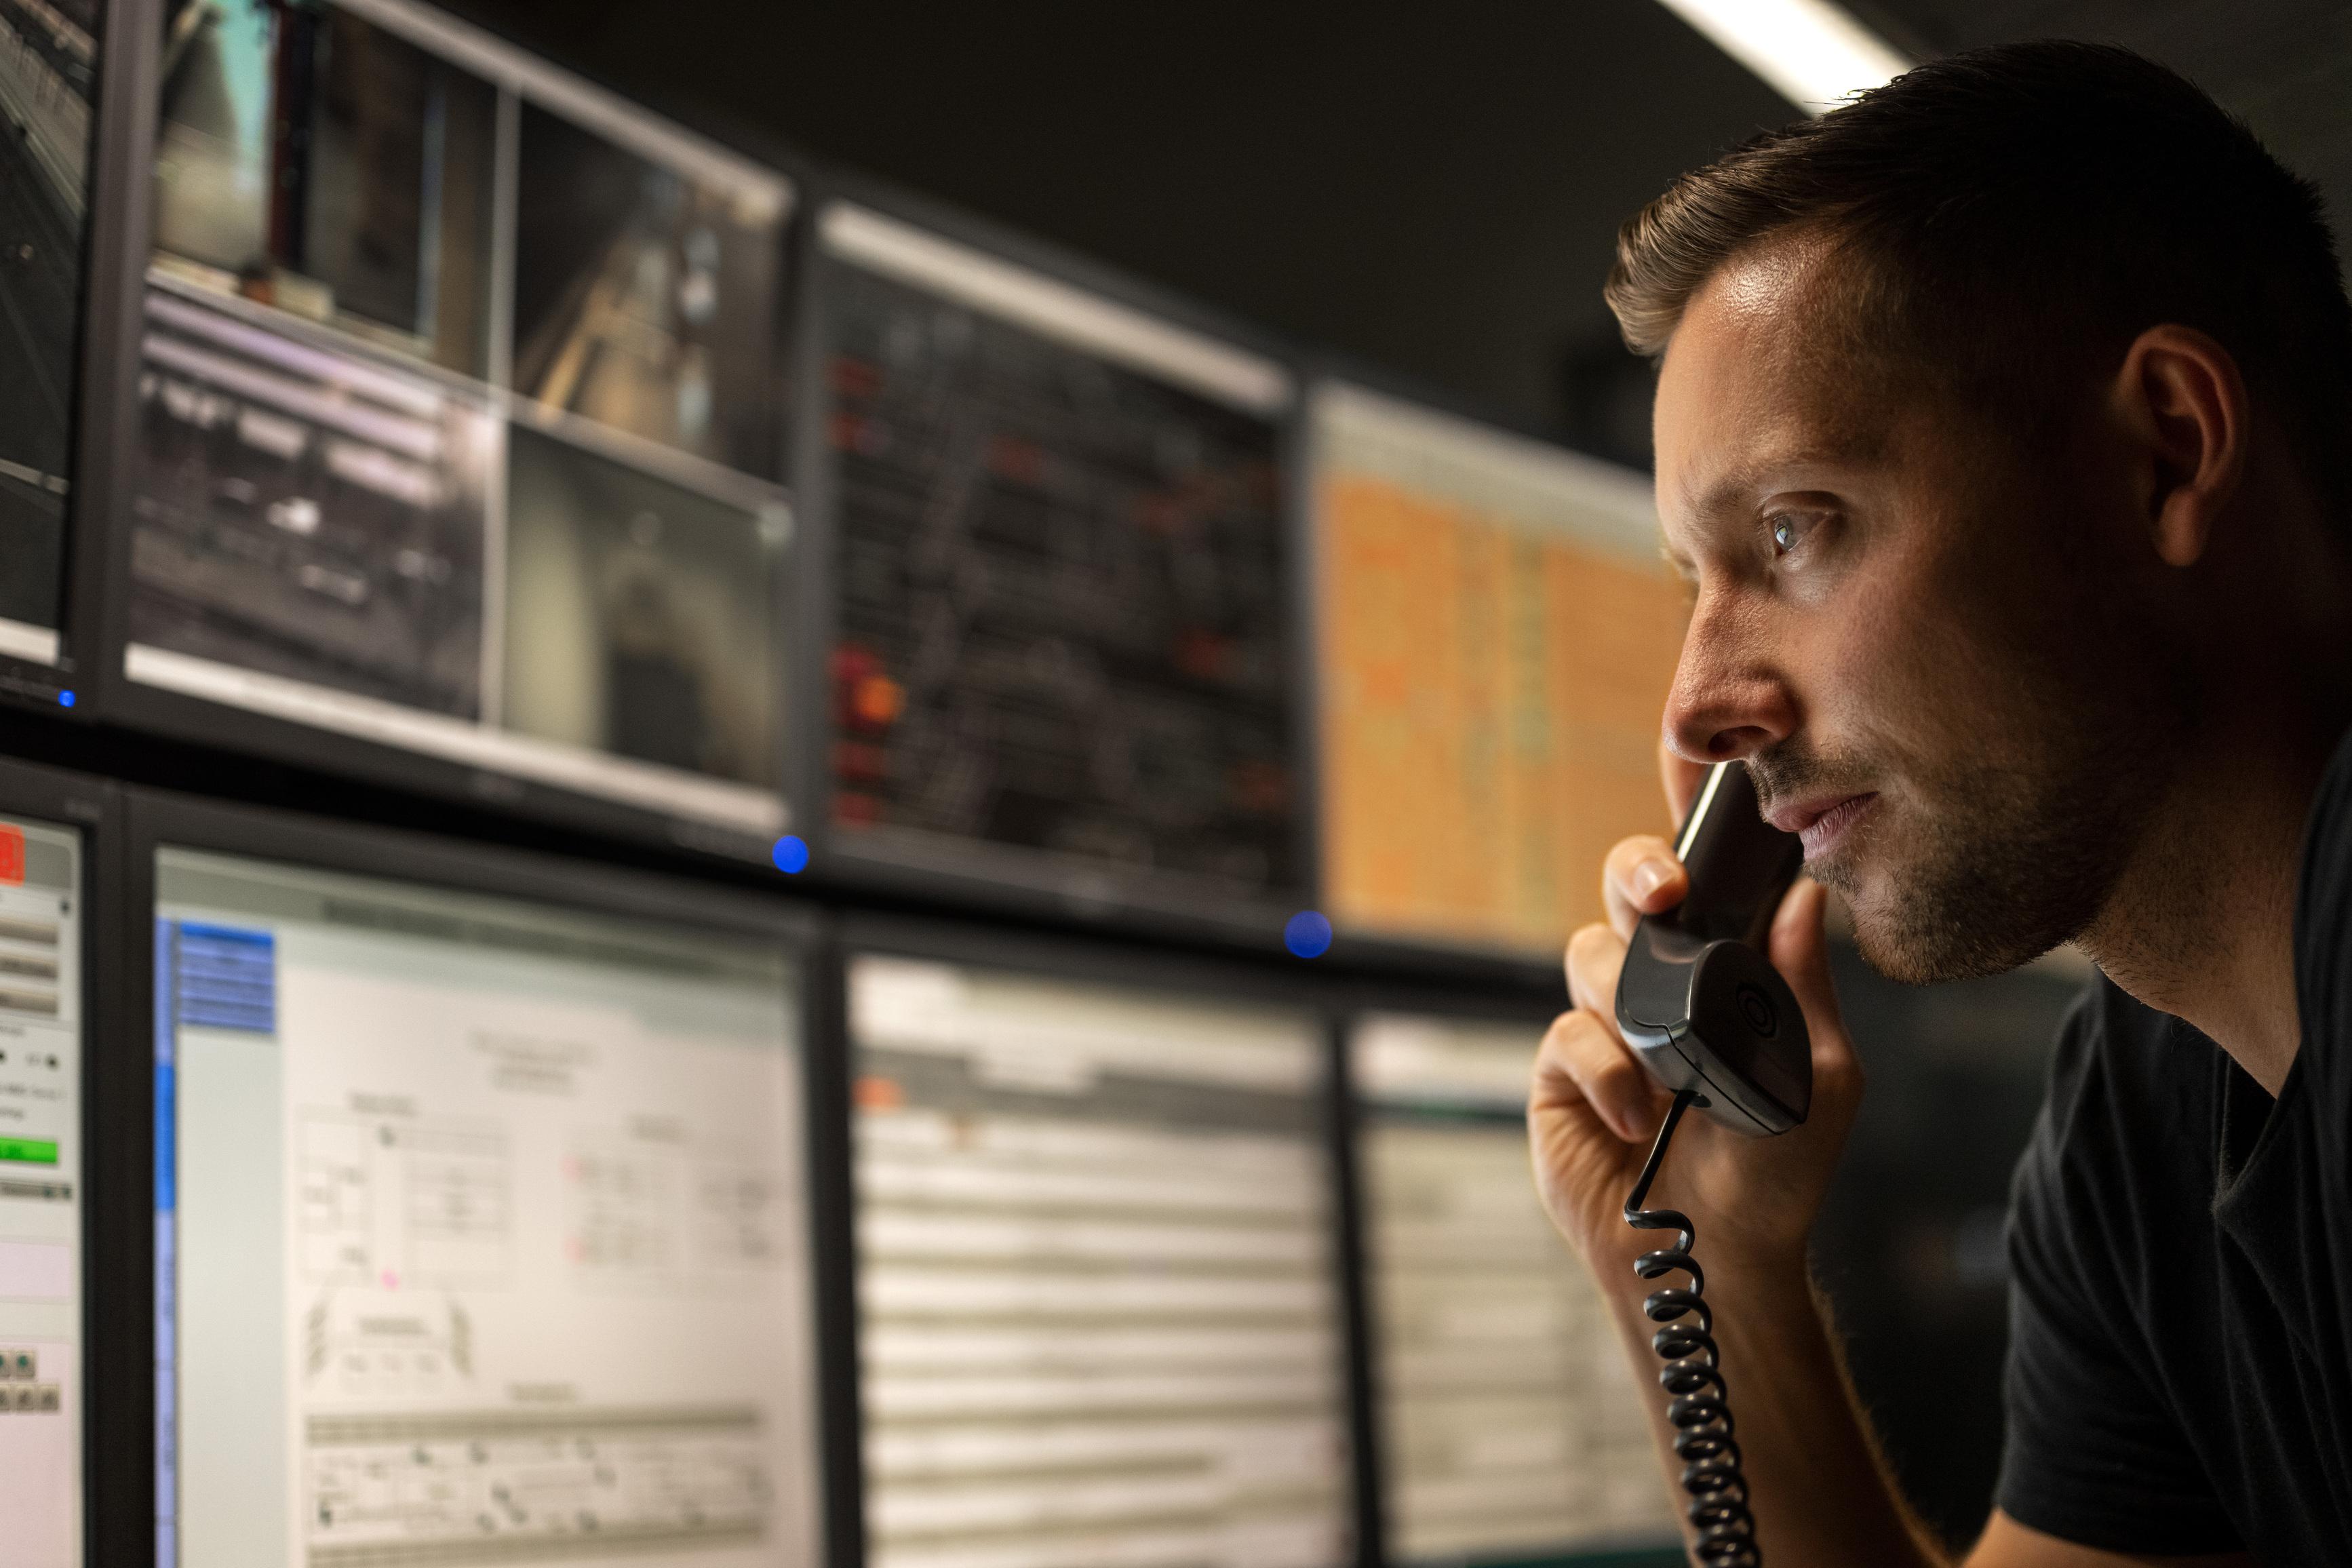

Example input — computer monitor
[1352,1010,1679,1563]
[1313,381,1684,958]
[142,799,825,1568]
[846,936,1353,1567]
[0,766,105,1568]
[0,0,108,686]
[814,202,1308,926]
[125,0,793,855]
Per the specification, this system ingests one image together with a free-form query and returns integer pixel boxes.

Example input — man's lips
[1767,791,1879,858]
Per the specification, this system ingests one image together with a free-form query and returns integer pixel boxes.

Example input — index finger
[1603,833,1687,939]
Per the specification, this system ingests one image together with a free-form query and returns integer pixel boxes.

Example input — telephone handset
[1615,758,1812,1135]
[1609,760,1811,1568]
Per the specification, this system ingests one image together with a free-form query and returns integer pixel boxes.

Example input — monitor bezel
[829,911,1370,1568]
[76,0,810,871]
[790,170,1326,956]
[102,785,843,1568]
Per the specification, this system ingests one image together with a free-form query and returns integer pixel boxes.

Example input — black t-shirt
[1995,732,2352,1561]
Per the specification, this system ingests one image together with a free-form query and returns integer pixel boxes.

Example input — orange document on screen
[1316,386,1685,955]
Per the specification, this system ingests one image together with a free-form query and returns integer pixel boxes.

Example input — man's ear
[2117,324,2247,568]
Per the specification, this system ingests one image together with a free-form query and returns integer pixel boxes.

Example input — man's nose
[1662,593,1797,764]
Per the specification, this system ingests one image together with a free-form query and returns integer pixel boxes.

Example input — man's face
[1652,237,2189,983]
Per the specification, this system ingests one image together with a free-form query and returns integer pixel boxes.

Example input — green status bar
[0,1137,58,1165]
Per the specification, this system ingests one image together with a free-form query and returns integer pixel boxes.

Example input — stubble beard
[1755,732,2153,987]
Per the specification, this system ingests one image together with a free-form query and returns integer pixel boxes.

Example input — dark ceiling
[440,0,1795,465]
[442,0,2352,471]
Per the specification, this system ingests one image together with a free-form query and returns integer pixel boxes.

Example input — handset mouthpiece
[1613,760,1812,1137]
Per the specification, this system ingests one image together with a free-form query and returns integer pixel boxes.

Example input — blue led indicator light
[1284,911,1333,959]
[56,690,73,709]
[771,835,810,874]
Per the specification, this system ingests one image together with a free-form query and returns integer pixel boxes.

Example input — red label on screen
[0,826,24,885]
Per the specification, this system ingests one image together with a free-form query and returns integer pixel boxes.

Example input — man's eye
[1769,511,1824,555]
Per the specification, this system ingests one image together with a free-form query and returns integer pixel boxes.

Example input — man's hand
[1523,751,2256,1568]
[1527,751,1866,1280]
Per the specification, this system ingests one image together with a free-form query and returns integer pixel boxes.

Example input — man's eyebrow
[1685,439,1881,521]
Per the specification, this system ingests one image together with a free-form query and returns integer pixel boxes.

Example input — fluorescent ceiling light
[1656,0,1911,113]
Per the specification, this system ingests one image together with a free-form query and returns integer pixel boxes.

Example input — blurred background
[1,1,2337,1565]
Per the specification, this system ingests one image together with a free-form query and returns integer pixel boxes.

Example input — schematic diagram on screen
[298,1108,511,1289]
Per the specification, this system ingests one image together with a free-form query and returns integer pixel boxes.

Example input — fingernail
[1632,859,1672,901]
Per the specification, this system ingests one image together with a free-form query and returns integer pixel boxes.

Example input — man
[1529,40,2352,1567]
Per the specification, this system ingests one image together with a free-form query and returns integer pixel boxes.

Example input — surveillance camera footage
[511,103,785,477]
[128,284,495,716]
[151,0,498,376]
[127,0,796,825]
[503,423,782,787]
[0,0,101,646]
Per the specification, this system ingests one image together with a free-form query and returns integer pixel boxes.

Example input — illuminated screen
[0,816,84,1567]
[1314,384,1686,954]
[132,0,791,843]
[153,847,821,1568]
[0,0,106,665]
[821,204,1304,903]
[850,954,1350,1568]
[1354,1013,1677,1563]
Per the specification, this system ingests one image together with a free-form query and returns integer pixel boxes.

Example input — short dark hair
[1607,40,2352,511]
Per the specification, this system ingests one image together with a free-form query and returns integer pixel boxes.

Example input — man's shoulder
[2015,973,2210,1231]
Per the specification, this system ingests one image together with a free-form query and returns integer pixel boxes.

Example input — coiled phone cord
[1625,1089,1762,1567]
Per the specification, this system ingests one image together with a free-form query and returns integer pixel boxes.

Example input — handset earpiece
[1613,760,1812,1137]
